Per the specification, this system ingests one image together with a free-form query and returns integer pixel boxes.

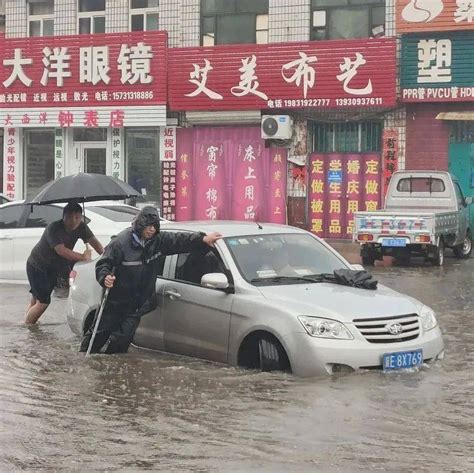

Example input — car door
[12,204,64,280]
[162,249,233,363]
[0,205,25,280]
[132,255,169,351]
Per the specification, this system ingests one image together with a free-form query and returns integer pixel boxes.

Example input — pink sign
[176,126,287,223]
[309,153,381,239]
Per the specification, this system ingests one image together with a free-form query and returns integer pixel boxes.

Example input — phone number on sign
[335,97,383,106]
[112,91,154,100]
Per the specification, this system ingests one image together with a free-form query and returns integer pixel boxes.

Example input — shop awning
[436,111,474,120]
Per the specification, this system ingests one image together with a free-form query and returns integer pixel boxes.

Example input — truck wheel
[453,233,472,259]
[361,256,375,266]
[431,240,445,266]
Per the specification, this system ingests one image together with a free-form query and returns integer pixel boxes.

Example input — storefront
[400,29,474,229]
[1,31,167,204]
[168,37,396,234]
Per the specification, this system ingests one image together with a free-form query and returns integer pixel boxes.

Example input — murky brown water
[0,255,473,472]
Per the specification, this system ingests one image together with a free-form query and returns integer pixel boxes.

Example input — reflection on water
[0,257,472,471]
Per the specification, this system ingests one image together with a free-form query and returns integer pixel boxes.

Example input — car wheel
[431,239,445,266]
[258,336,290,372]
[453,233,472,259]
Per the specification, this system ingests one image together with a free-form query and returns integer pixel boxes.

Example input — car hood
[257,282,422,322]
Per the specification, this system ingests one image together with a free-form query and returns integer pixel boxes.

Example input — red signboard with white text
[0,32,167,108]
[168,38,396,111]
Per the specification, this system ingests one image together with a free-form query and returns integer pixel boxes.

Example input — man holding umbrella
[80,206,222,354]
[25,202,104,325]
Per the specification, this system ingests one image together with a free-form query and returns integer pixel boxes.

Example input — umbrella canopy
[27,173,142,205]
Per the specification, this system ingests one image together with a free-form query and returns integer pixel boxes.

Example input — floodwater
[0,256,472,472]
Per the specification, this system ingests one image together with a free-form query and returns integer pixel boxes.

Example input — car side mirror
[465,197,473,205]
[201,272,229,290]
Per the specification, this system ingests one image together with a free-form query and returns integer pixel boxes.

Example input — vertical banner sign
[195,141,226,220]
[363,154,381,212]
[309,153,381,239]
[175,128,193,220]
[270,149,287,224]
[382,129,398,197]
[161,161,177,220]
[327,155,344,239]
[160,126,177,162]
[54,129,65,179]
[309,155,325,237]
[232,141,264,220]
[345,154,363,238]
[111,128,123,179]
[4,128,17,200]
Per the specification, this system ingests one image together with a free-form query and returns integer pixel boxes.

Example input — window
[28,1,54,37]
[453,182,466,206]
[175,250,225,285]
[396,178,446,193]
[25,205,63,228]
[311,0,385,40]
[0,206,24,229]
[201,0,269,45]
[25,129,55,199]
[126,128,161,206]
[78,0,105,34]
[224,233,347,284]
[73,128,107,142]
[130,0,159,31]
[312,122,382,152]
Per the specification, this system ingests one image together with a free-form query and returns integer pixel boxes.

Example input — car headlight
[419,305,438,332]
[298,316,353,340]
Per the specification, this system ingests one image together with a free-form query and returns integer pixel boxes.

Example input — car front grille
[353,313,420,344]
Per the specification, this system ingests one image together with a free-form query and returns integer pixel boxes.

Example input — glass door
[83,146,107,174]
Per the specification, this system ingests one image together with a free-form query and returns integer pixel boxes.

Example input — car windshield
[224,233,349,285]
[87,206,139,222]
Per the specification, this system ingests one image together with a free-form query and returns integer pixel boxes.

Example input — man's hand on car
[82,247,92,261]
[203,232,222,247]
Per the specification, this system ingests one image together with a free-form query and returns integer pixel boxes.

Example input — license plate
[383,349,423,372]
[382,238,407,247]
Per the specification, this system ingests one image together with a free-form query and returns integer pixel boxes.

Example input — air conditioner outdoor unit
[261,115,293,140]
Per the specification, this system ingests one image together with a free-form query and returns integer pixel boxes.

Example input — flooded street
[0,256,472,472]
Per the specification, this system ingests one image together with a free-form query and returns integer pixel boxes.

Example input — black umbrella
[27,172,141,205]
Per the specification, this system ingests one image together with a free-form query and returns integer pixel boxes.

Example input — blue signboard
[328,170,343,184]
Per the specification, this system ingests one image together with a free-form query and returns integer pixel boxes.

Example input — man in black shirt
[25,202,104,325]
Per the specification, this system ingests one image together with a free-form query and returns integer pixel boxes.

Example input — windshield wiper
[250,275,334,284]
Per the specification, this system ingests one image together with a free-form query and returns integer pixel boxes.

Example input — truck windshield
[224,233,348,284]
[397,177,445,193]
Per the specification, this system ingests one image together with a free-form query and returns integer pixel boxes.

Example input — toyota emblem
[386,322,403,335]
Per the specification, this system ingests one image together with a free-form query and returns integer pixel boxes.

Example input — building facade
[1,0,412,239]
[397,0,474,229]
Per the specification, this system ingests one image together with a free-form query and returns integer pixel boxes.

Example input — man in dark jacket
[80,206,221,354]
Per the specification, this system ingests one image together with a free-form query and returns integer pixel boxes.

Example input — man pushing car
[80,206,221,354]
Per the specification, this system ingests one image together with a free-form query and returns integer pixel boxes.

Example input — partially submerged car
[67,222,444,377]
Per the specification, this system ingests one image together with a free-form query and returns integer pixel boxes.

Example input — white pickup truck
[353,171,472,266]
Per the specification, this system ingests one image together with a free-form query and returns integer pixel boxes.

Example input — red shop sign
[168,37,396,111]
[0,31,167,109]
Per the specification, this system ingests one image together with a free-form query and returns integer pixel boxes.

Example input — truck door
[449,141,474,232]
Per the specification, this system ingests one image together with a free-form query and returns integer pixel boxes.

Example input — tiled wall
[180,0,200,47]
[269,0,310,43]
[5,0,26,38]
[106,0,128,34]
[55,0,76,36]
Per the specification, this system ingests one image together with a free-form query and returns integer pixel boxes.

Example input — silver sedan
[67,221,444,377]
